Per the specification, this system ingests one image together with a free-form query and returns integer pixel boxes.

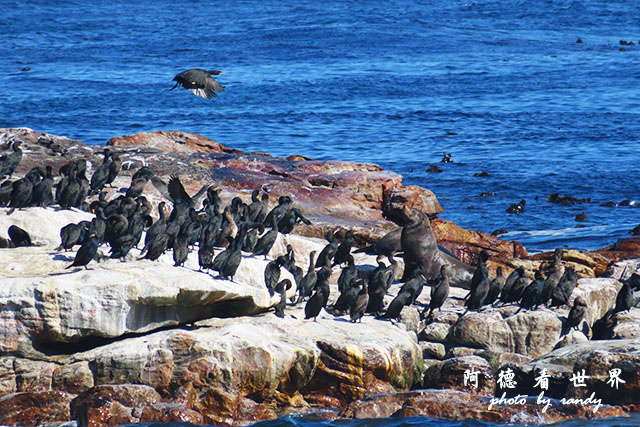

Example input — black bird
[109,233,136,261]
[332,230,355,266]
[561,296,588,335]
[66,235,100,270]
[0,141,23,178]
[337,255,358,292]
[499,266,525,304]
[350,279,369,323]
[278,207,312,234]
[468,249,490,296]
[519,270,545,309]
[219,228,247,281]
[57,222,89,251]
[274,279,293,318]
[331,278,361,314]
[198,230,215,272]
[550,268,579,307]
[383,288,415,320]
[614,280,634,313]
[592,308,617,340]
[171,69,225,99]
[264,256,284,296]
[540,263,565,306]
[423,264,450,319]
[504,273,529,305]
[142,232,169,261]
[304,279,330,322]
[296,251,317,303]
[485,266,505,306]
[8,225,32,247]
[173,233,189,267]
[90,149,112,195]
[105,153,123,187]
[248,191,269,224]
[253,220,278,259]
[315,229,338,268]
[31,165,54,207]
[263,195,292,228]
[399,268,426,304]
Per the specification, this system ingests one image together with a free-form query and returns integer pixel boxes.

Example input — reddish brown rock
[389,389,625,424]
[0,390,74,427]
[139,402,204,424]
[107,130,241,154]
[423,355,495,396]
[70,384,161,426]
[194,388,277,426]
[1,127,525,256]
[431,218,528,267]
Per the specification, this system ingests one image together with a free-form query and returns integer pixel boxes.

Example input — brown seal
[400,208,473,289]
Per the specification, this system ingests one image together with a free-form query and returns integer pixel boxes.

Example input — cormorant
[8,225,32,247]
[561,296,588,335]
[171,69,225,99]
[66,235,100,269]
[350,279,369,323]
[423,264,450,319]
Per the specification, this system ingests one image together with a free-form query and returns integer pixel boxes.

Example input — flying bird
[171,69,225,99]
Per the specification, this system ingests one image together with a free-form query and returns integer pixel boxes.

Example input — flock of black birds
[1,140,639,334]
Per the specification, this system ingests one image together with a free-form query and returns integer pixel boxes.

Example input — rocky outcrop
[1,127,640,425]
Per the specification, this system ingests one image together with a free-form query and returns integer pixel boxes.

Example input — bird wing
[168,175,193,204]
[150,175,172,201]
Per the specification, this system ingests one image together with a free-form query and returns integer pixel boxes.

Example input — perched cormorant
[173,233,189,267]
[333,230,355,266]
[383,288,415,320]
[66,235,100,269]
[350,279,369,323]
[499,266,525,304]
[550,268,579,307]
[274,279,292,318]
[519,270,545,309]
[614,280,634,313]
[0,141,23,178]
[8,225,32,247]
[423,264,450,319]
[486,266,504,306]
[562,296,588,335]
[540,263,565,306]
[296,251,317,303]
[304,278,330,322]
[264,256,283,296]
[171,69,225,99]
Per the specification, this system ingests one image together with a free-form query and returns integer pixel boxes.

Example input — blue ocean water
[1,1,639,254]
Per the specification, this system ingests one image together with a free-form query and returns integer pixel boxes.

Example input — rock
[419,342,446,360]
[389,389,626,424]
[515,339,640,404]
[107,130,240,154]
[70,384,161,426]
[193,388,277,426]
[423,355,495,396]
[613,309,640,339]
[0,244,295,356]
[554,330,589,349]
[0,127,525,258]
[0,390,74,427]
[448,278,620,357]
[419,322,451,342]
[449,309,563,358]
[431,218,528,266]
